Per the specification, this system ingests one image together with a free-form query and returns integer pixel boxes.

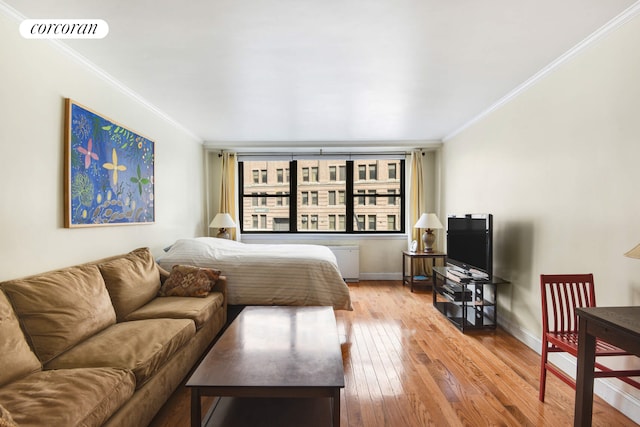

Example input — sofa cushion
[0,290,41,387]
[98,247,161,322]
[159,264,220,298]
[0,264,116,364]
[0,404,17,427]
[0,367,135,427]
[126,292,224,329]
[45,318,195,388]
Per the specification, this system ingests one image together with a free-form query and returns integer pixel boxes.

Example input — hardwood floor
[149,281,637,427]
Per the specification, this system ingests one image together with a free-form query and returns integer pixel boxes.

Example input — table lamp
[414,213,443,252]
[624,243,640,259]
[209,213,236,239]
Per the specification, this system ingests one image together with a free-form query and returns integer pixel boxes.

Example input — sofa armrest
[158,265,171,284]
[211,276,227,312]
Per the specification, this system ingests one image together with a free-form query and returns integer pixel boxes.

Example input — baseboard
[498,315,640,424]
[359,272,402,281]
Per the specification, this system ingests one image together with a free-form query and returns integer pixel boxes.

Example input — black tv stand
[432,266,508,332]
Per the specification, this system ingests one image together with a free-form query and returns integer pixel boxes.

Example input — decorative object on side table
[64,99,155,227]
[624,243,640,259]
[209,213,236,239]
[414,213,443,252]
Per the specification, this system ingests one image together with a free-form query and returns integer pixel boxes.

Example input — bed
[157,237,352,310]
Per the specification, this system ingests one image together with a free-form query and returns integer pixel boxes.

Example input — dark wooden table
[187,306,345,427]
[402,250,446,292]
[574,306,640,426]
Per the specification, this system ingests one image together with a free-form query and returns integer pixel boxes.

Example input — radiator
[327,246,360,282]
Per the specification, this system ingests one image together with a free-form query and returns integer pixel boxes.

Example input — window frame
[238,159,405,234]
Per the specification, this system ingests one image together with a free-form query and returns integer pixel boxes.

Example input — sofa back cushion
[0,290,41,387]
[0,264,116,364]
[98,247,161,322]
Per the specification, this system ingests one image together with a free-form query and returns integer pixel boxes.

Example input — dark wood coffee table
[187,306,345,427]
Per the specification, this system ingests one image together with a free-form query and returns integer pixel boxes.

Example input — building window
[369,164,377,180]
[368,215,376,231]
[387,215,396,231]
[339,166,346,181]
[239,159,404,233]
[388,163,397,179]
[368,190,376,205]
[358,165,366,180]
[328,191,336,205]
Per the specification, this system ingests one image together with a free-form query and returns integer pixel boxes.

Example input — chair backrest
[540,274,596,335]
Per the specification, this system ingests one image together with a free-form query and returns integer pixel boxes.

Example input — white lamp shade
[624,243,640,259]
[414,213,443,230]
[209,213,236,228]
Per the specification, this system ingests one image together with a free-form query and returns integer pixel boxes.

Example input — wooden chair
[539,273,640,402]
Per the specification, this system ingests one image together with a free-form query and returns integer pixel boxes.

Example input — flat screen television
[446,214,493,278]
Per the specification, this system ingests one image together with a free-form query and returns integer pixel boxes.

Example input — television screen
[446,214,493,277]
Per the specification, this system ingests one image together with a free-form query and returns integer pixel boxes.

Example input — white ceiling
[4,0,638,146]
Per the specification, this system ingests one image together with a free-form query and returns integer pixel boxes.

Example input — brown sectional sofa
[0,248,227,427]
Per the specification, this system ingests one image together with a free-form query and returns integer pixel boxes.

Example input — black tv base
[432,266,508,332]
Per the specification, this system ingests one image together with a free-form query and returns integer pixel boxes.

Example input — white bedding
[157,237,352,310]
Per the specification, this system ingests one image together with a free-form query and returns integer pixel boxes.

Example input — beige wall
[443,11,640,414]
[0,13,205,281]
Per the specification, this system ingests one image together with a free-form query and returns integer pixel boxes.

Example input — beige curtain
[219,152,238,240]
[409,150,426,250]
[409,150,428,275]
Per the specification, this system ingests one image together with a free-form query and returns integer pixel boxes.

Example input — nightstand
[401,250,447,292]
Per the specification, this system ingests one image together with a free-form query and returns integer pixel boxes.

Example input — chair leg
[539,344,548,402]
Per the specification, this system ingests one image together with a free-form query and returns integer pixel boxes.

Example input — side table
[402,250,446,292]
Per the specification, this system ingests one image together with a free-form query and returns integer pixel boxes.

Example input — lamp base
[422,229,436,252]
[216,228,230,239]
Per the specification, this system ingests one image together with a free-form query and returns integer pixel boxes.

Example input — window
[369,164,377,180]
[388,163,397,179]
[239,159,404,233]
[387,215,396,231]
[368,215,376,231]
[358,165,366,180]
[368,190,376,206]
[328,191,336,205]
[339,166,346,181]
[329,215,336,230]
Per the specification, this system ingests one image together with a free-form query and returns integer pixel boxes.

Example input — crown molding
[443,1,640,142]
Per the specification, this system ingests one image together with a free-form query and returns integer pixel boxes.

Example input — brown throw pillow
[159,265,220,298]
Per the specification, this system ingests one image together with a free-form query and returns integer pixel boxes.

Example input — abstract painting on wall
[64,99,155,227]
